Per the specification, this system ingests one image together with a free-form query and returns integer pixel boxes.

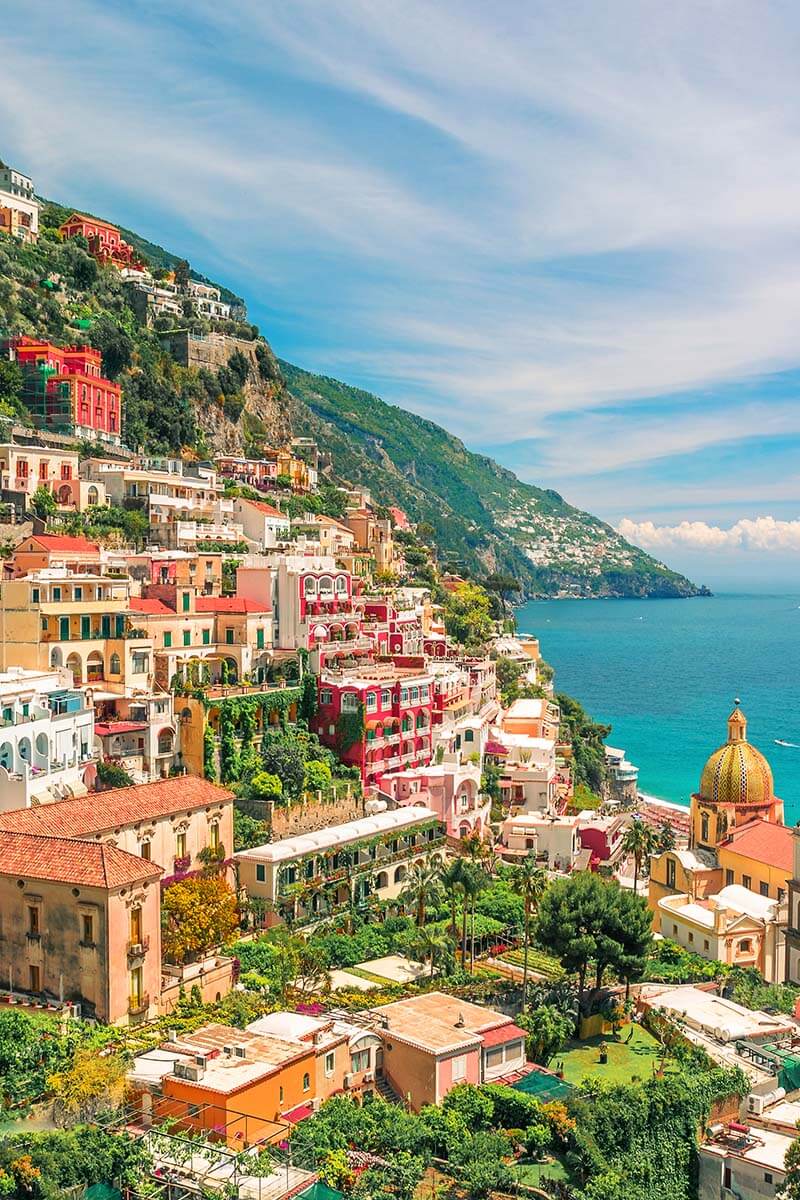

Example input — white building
[186,280,231,320]
[699,1122,790,1200]
[236,806,442,927]
[233,498,291,549]
[0,164,40,243]
[657,884,786,983]
[0,666,94,810]
[497,810,584,871]
[487,731,558,812]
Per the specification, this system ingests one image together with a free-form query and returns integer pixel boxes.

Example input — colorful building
[658,883,786,982]
[9,338,122,442]
[58,213,139,269]
[380,762,491,843]
[313,663,434,786]
[370,992,527,1110]
[0,163,40,244]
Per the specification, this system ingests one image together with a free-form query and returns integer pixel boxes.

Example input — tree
[30,485,56,520]
[95,760,135,790]
[483,572,521,617]
[657,821,676,852]
[781,1133,800,1199]
[621,817,656,896]
[304,759,332,793]
[48,1046,127,1127]
[298,671,318,723]
[399,856,443,927]
[261,735,306,800]
[248,771,283,804]
[89,317,133,379]
[449,1131,513,1199]
[535,872,607,1012]
[174,258,191,291]
[460,861,489,972]
[442,583,494,651]
[234,808,270,851]
[161,875,239,964]
[408,926,454,978]
[604,885,653,1002]
[441,857,467,938]
[517,1005,573,1066]
[510,853,548,1012]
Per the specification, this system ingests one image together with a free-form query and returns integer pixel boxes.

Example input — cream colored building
[657,884,786,983]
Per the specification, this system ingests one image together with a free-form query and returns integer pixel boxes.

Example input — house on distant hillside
[59,212,140,270]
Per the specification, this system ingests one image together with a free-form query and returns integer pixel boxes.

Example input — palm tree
[457,862,488,974]
[621,818,656,896]
[441,858,467,939]
[510,854,549,1012]
[399,855,443,927]
[410,927,455,978]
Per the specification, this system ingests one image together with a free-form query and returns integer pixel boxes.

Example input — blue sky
[3,1,800,587]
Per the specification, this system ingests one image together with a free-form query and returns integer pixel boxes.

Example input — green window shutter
[202,628,210,645]
[183,630,191,646]
[182,592,190,612]
[81,616,90,640]
[225,629,234,645]
[101,615,110,638]
[163,631,172,648]
[59,616,70,640]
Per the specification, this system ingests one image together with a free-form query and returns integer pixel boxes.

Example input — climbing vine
[210,688,301,784]
[203,724,217,781]
[336,701,365,753]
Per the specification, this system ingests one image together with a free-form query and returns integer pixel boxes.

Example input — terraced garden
[498,947,565,979]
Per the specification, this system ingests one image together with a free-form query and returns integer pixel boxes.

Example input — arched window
[303,576,317,597]
[158,730,174,755]
[394,865,407,884]
[375,872,389,890]
[335,575,347,593]
[318,574,334,594]
[464,729,474,742]
[302,1072,310,1092]
[700,812,710,842]
[87,486,99,505]
[109,653,121,675]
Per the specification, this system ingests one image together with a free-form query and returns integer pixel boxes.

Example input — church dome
[698,702,774,808]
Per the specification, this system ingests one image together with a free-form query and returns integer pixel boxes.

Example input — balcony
[128,993,150,1016]
[127,937,150,958]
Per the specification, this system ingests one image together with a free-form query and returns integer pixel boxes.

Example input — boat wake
[774,739,799,748]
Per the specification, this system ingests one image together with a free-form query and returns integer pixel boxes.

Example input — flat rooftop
[236,805,438,864]
[372,990,509,1054]
[130,1023,314,1095]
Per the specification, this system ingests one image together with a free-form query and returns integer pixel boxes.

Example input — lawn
[514,1156,569,1187]
[555,1025,669,1086]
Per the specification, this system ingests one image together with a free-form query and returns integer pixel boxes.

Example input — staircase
[374,1073,402,1105]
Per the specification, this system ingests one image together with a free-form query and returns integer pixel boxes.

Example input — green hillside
[281,362,707,599]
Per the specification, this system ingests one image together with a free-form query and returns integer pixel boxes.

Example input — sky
[3,1,800,588]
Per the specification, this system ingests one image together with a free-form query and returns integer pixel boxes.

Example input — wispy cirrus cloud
[3,1,800,542]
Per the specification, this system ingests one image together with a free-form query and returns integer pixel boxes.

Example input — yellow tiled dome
[698,702,774,807]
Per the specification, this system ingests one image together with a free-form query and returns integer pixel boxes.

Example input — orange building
[11,532,101,577]
[129,1023,318,1147]
[59,213,139,269]
[10,337,122,441]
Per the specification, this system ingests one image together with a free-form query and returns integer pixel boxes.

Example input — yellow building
[650,702,789,912]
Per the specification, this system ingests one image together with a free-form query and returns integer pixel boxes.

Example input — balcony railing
[127,937,150,958]
[128,993,149,1016]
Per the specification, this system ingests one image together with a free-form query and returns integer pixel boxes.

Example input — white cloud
[618,516,800,553]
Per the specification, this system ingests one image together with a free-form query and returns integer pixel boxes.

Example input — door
[375,1047,384,1077]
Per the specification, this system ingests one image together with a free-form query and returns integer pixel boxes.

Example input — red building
[313,664,434,787]
[10,337,122,442]
[59,213,141,270]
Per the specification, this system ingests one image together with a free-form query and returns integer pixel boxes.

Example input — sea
[515,593,800,824]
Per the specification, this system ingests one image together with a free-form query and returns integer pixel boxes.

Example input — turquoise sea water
[515,594,800,823]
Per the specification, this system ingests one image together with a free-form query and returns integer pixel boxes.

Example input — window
[320,689,332,706]
[175,831,187,859]
[700,812,709,842]
[140,840,151,861]
[351,1049,370,1073]
[31,587,39,603]
[256,628,265,649]
[451,1055,467,1081]
[74,586,82,600]
[182,592,190,613]
[53,586,61,602]
[688,932,694,943]
[725,869,734,886]
[464,729,474,742]
[341,692,359,713]
[779,888,786,902]
[202,628,210,645]
[183,630,191,646]
[82,914,94,945]
[672,924,678,936]
[485,1047,504,1069]
[765,1173,774,1185]
[132,651,149,673]
[704,939,710,951]
[210,822,220,851]
[256,864,266,883]
[743,875,752,890]
[760,882,770,897]
[28,905,39,935]
[666,858,676,888]
[302,1072,310,1092]
[225,629,234,645]
[381,688,391,707]
[324,1051,335,1076]
[163,631,172,647]
[109,653,121,674]
[279,1086,284,1104]
[738,939,753,954]
[129,965,143,1006]
[29,965,40,993]
[365,692,377,711]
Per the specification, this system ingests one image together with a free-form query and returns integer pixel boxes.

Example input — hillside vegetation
[281,362,705,599]
[0,195,705,598]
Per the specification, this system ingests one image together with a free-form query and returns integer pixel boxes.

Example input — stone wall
[239,788,365,839]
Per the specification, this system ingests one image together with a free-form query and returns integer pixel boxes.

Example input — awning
[282,1103,313,1124]
[481,1023,527,1048]
[94,722,148,736]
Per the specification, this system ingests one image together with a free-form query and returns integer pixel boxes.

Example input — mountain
[281,362,707,599]
[0,193,704,598]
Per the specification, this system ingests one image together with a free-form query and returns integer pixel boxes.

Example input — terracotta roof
[480,1023,527,1048]
[62,212,120,233]
[129,597,175,615]
[720,819,794,873]
[243,499,286,519]
[0,830,161,888]
[23,534,100,553]
[0,777,233,839]
[195,596,270,614]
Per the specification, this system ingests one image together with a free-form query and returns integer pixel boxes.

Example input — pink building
[313,663,434,787]
[373,992,527,1110]
[380,762,491,843]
